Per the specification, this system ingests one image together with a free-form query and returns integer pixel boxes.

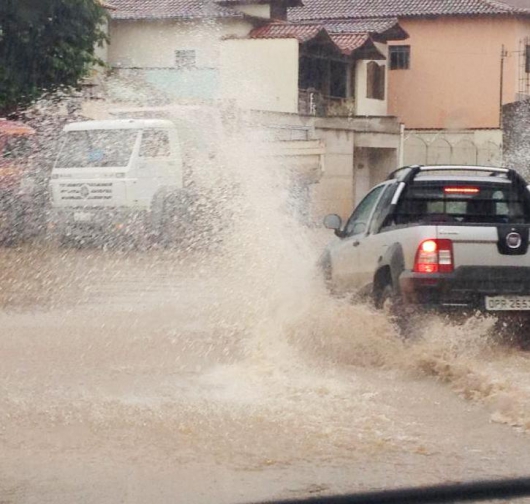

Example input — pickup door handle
[352,240,360,247]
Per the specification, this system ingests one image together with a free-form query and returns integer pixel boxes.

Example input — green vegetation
[0,0,108,115]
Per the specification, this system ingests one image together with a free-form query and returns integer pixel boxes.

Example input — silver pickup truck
[322,165,530,315]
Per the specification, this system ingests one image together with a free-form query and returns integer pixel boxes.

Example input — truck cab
[49,119,184,242]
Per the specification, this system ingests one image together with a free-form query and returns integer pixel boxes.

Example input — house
[289,0,530,168]
[87,0,411,217]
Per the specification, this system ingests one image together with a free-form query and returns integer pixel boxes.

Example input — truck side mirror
[324,214,342,232]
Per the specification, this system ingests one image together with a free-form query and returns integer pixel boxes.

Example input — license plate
[73,212,93,223]
[485,295,530,311]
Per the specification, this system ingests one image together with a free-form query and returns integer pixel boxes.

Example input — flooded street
[6,0,530,501]
[3,244,530,503]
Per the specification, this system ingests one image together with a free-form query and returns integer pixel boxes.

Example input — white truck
[49,118,198,245]
[322,165,530,322]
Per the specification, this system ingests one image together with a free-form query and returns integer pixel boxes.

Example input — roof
[248,17,407,56]
[0,121,35,137]
[288,0,530,21]
[215,0,302,6]
[502,0,530,6]
[249,22,398,57]
[110,0,243,20]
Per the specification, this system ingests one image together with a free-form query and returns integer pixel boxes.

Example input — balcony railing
[298,89,356,117]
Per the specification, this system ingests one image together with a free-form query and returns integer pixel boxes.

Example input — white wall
[108,19,254,69]
[354,43,389,117]
[403,129,503,166]
[220,39,299,113]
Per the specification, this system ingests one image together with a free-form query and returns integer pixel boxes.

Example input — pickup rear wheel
[377,284,399,314]
[376,283,413,337]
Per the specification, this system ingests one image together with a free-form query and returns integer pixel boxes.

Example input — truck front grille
[59,182,113,201]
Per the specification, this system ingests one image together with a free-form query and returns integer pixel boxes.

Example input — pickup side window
[344,185,385,236]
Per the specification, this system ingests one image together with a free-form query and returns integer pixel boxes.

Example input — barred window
[389,45,410,70]
[175,50,196,69]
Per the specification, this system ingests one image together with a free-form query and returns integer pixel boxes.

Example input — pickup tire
[375,283,414,337]
[376,283,400,313]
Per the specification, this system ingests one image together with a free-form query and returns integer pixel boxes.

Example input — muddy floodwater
[2,243,530,504]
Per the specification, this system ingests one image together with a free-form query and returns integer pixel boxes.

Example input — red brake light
[444,187,480,194]
[421,240,437,253]
[414,239,454,274]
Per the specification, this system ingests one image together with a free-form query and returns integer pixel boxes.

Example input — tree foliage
[0,0,108,116]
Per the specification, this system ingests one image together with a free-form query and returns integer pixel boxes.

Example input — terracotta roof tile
[318,18,403,33]
[250,23,326,42]
[216,0,302,6]
[249,22,385,55]
[289,0,530,21]
[329,33,371,54]
[110,0,242,20]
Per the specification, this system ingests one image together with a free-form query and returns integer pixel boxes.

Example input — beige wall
[388,16,530,129]
[220,39,299,113]
[108,19,253,68]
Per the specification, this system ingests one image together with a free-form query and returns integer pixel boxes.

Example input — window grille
[389,45,410,70]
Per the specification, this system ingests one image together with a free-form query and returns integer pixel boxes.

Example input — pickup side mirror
[324,214,343,236]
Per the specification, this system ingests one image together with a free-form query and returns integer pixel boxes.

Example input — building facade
[289,0,530,169]
[92,0,409,218]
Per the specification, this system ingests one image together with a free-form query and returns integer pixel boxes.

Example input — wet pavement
[2,243,530,503]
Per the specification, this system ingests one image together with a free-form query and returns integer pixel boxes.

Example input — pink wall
[388,17,530,129]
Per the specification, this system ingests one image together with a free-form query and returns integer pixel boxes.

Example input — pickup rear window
[394,182,530,225]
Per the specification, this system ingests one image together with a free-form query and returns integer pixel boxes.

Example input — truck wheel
[159,194,190,249]
[377,284,399,313]
[376,283,413,337]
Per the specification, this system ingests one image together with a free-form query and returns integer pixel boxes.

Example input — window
[394,182,530,225]
[389,45,410,70]
[140,130,170,158]
[175,50,196,69]
[525,45,530,74]
[56,130,138,168]
[344,185,385,236]
[366,62,385,100]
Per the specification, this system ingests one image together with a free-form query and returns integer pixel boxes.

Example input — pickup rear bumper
[399,266,530,309]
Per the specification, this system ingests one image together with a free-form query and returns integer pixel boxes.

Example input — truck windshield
[395,181,530,225]
[55,129,138,168]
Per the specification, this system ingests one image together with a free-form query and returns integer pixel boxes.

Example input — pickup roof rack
[387,165,511,184]
[386,165,530,209]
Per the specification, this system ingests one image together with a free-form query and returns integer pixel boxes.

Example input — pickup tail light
[414,239,454,274]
